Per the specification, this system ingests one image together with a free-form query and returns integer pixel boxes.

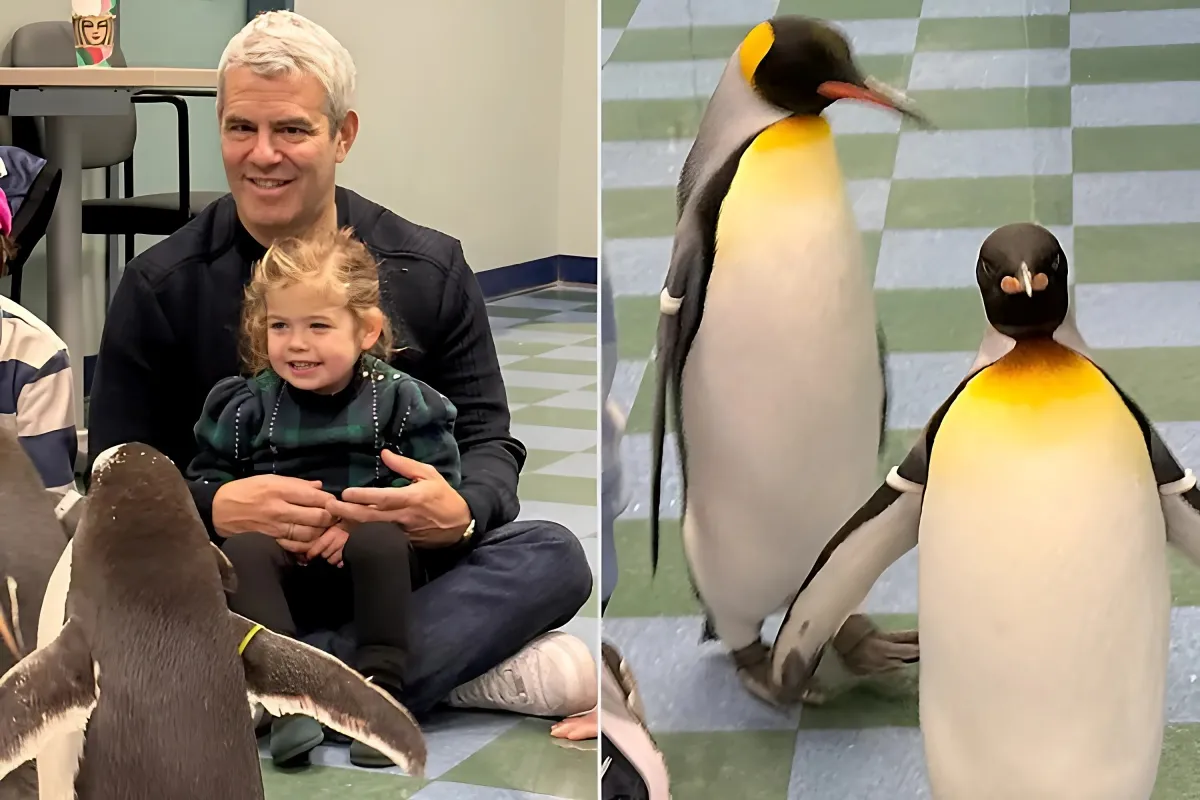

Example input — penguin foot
[833,614,919,676]
[732,641,786,707]
[773,647,827,706]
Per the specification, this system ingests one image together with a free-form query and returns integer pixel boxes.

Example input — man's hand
[326,450,471,548]
[212,475,336,542]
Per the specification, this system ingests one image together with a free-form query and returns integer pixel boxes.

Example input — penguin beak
[1020,263,1034,297]
[817,77,932,128]
[999,263,1044,296]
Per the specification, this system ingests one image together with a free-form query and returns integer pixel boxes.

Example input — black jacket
[86,187,526,540]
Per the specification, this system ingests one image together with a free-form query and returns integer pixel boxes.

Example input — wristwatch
[462,518,476,541]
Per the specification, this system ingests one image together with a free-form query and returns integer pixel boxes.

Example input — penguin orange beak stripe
[817,80,932,128]
[817,81,898,109]
[1000,268,1050,296]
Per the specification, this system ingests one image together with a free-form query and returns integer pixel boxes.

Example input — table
[0,67,217,432]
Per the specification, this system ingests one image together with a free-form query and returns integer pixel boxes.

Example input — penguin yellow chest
[917,340,1170,799]
[713,116,855,261]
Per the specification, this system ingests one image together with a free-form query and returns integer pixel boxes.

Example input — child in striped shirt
[0,187,84,530]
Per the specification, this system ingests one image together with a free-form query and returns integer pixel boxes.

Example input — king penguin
[648,15,928,701]
[0,443,428,799]
[770,222,1200,799]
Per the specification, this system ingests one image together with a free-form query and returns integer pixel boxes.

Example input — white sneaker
[447,631,597,718]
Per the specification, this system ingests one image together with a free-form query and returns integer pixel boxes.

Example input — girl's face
[264,280,382,394]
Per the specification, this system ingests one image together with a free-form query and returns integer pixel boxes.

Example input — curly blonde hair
[240,226,393,375]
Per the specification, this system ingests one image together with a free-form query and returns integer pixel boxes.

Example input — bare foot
[550,707,597,741]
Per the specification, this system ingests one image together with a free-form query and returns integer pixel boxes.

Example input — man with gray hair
[87,9,596,768]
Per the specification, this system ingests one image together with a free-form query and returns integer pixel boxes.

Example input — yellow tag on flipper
[237,623,265,655]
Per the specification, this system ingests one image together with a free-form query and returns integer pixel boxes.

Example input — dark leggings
[221,522,416,691]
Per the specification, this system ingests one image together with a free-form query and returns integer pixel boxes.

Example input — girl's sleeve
[186,376,262,485]
[387,377,463,489]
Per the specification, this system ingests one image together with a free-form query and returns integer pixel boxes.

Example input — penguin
[0,443,428,799]
[648,14,928,701]
[769,222,1200,799]
[0,425,70,799]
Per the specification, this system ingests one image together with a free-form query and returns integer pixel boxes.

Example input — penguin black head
[88,443,205,550]
[738,16,928,125]
[976,223,1070,341]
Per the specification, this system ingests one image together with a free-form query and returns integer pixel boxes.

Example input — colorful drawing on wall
[72,0,118,68]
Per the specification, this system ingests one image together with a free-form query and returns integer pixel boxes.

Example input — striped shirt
[0,295,80,503]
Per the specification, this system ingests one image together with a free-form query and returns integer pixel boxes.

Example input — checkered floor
[261,286,600,799]
[601,0,1200,796]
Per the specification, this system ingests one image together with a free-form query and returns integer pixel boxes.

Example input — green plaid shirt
[186,354,461,497]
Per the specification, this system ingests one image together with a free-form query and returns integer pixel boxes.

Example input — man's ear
[335,110,359,163]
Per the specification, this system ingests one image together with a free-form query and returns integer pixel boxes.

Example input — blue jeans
[299,518,593,719]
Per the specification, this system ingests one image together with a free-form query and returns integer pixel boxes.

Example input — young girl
[186,226,461,768]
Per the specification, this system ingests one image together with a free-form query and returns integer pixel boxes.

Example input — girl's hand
[302,523,352,567]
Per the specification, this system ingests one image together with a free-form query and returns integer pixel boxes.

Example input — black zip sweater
[86,187,526,543]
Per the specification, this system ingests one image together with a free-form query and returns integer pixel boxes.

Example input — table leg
[43,116,86,431]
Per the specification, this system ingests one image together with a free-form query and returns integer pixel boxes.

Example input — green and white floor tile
[261,286,600,799]
[602,0,1200,796]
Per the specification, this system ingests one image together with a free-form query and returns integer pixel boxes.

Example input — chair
[6,22,226,300]
[1,154,63,305]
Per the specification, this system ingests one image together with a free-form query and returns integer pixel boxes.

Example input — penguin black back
[0,444,430,796]
[67,444,261,799]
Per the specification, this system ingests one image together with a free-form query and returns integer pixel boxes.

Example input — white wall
[120,0,244,197]
[558,0,598,258]
[294,0,598,272]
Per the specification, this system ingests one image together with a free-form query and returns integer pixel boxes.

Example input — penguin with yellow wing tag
[0,443,427,800]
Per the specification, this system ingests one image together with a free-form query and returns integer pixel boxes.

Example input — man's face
[219,67,357,240]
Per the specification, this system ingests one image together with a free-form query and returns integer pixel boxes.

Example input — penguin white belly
[681,116,882,646]
[918,341,1170,800]
[36,538,87,800]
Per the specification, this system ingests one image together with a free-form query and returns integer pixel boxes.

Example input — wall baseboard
[81,253,597,395]
[474,254,597,300]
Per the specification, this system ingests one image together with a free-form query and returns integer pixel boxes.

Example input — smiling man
[86,10,595,767]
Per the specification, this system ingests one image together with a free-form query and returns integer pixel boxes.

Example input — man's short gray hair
[217,10,356,130]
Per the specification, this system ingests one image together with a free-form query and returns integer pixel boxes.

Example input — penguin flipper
[0,617,96,782]
[765,367,981,703]
[650,136,757,578]
[769,473,923,704]
[876,323,889,456]
[1138,409,1200,560]
[1086,365,1200,562]
[234,613,428,778]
